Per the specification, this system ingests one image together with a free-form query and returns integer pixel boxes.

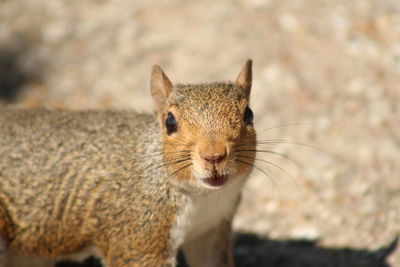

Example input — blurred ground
[1,0,399,266]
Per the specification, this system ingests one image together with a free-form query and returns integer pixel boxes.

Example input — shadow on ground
[0,36,43,103]
[0,46,29,102]
[56,233,398,267]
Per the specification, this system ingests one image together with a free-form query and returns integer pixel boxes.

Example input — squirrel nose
[202,151,227,165]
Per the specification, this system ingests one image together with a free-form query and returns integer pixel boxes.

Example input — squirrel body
[0,61,256,267]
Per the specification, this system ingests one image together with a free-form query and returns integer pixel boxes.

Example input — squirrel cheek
[191,149,214,176]
[191,158,209,179]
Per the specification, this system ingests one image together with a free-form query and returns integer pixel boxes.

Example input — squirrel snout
[202,152,227,165]
[198,143,228,167]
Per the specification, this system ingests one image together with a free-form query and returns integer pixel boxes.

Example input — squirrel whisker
[237,149,316,185]
[134,150,191,159]
[256,122,316,133]
[163,163,192,181]
[235,140,316,150]
[236,154,302,194]
[235,158,279,193]
[140,156,192,174]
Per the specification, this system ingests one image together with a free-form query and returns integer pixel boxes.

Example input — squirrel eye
[244,107,254,125]
[165,112,178,134]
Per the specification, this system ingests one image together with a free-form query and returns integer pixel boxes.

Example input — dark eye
[165,112,177,134]
[244,107,253,125]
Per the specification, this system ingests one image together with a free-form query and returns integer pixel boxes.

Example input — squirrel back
[0,60,256,267]
[0,110,178,264]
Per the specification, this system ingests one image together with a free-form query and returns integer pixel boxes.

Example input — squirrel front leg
[103,253,174,267]
[98,229,176,267]
[182,219,235,267]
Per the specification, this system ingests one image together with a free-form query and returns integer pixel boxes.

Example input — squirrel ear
[235,59,252,98]
[151,65,173,113]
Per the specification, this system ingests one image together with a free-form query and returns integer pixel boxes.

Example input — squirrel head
[151,60,256,191]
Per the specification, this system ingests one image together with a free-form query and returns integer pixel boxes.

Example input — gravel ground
[1,0,399,266]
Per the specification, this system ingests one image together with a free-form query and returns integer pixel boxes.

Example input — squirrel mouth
[203,171,229,187]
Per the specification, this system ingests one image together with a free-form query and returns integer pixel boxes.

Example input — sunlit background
[1,0,399,266]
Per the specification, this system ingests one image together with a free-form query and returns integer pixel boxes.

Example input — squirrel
[0,60,256,267]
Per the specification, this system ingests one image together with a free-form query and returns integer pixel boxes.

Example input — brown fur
[0,60,256,267]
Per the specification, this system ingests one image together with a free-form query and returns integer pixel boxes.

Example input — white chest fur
[173,177,246,247]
